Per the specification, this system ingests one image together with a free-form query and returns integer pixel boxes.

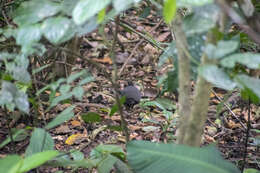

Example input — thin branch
[211,89,247,130]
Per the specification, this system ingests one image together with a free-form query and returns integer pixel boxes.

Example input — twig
[241,100,251,172]
[118,19,163,76]
[110,16,130,142]
[215,0,260,45]
[119,19,164,50]
[211,89,247,130]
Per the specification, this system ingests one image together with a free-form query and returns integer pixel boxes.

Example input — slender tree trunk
[171,13,192,144]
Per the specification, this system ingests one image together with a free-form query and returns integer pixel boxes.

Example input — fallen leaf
[93,56,112,64]
[71,120,81,127]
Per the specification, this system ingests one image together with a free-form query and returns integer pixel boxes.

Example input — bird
[120,81,141,109]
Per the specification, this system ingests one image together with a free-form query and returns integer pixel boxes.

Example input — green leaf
[0,129,28,149]
[183,4,219,36]
[15,91,30,113]
[50,93,73,108]
[21,150,59,173]
[67,70,86,83]
[163,0,177,24]
[177,0,213,7]
[109,96,126,116]
[220,53,260,69]
[25,128,54,156]
[127,140,240,173]
[98,154,118,173]
[243,168,260,173]
[72,86,84,100]
[61,0,80,16]
[16,24,42,45]
[73,0,111,25]
[59,84,71,95]
[235,75,260,104]
[112,0,133,12]
[71,150,84,161]
[12,67,31,83]
[205,40,239,59]
[0,155,22,173]
[199,65,236,90]
[45,106,75,129]
[81,112,101,123]
[13,0,60,25]
[42,17,75,44]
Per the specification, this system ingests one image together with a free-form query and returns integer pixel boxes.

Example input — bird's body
[120,82,141,108]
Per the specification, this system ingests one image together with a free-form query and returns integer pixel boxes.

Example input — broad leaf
[72,86,84,100]
[0,155,22,173]
[220,53,260,69]
[127,140,240,173]
[205,40,239,59]
[14,91,30,114]
[199,65,236,90]
[235,75,260,103]
[45,106,75,129]
[183,4,219,36]
[73,0,111,25]
[16,24,42,45]
[21,150,59,173]
[42,17,75,44]
[25,128,54,156]
[13,0,60,25]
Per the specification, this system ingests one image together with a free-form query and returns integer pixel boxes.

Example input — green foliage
[81,112,102,123]
[25,128,54,157]
[141,98,176,119]
[163,0,177,24]
[0,129,28,149]
[127,140,240,173]
[109,96,126,116]
[0,151,59,173]
[90,144,128,173]
[199,65,236,90]
[45,106,75,129]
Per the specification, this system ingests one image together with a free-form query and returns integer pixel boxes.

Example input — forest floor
[0,5,259,173]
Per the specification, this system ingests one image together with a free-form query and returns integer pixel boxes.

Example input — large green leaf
[113,0,133,13]
[16,24,42,46]
[127,140,240,173]
[45,106,75,129]
[0,81,29,113]
[14,91,30,114]
[25,128,54,156]
[13,0,60,25]
[21,150,59,173]
[235,75,260,103]
[205,40,239,59]
[220,53,260,69]
[163,0,177,24]
[73,0,111,25]
[42,17,75,44]
[183,4,219,36]
[199,65,236,90]
[0,155,22,173]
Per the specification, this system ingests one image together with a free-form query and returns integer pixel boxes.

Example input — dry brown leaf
[93,56,112,64]
[156,32,170,42]
[71,120,81,127]
[45,90,60,97]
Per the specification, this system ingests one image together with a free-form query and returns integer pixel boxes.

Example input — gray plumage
[120,83,141,108]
